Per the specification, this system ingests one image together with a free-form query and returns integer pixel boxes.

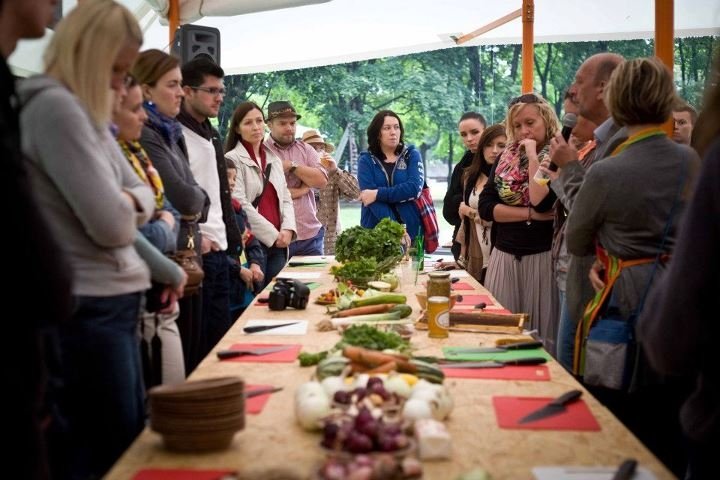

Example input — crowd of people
[3,1,718,479]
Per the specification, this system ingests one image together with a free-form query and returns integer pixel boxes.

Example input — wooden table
[107,258,674,480]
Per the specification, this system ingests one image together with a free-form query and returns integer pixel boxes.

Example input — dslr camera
[268,278,310,311]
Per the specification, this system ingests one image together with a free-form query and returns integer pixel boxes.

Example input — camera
[268,278,310,311]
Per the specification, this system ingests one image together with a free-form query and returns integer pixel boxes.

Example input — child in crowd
[226,160,266,321]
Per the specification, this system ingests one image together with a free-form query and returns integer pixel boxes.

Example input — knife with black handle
[517,389,583,424]
[611,459,638,480]
[243,322,299,334]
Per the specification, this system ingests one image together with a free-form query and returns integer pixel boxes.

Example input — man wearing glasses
[178,57,242,358]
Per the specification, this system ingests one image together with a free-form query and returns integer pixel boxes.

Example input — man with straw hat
[302,129,360,254]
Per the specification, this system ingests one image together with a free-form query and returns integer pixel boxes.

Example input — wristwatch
[289,161,298,173]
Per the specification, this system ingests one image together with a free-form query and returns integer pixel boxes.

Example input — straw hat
[301,129,335,153]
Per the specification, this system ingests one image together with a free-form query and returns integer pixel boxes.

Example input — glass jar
[427,296,450,339]
[427,271,451,299]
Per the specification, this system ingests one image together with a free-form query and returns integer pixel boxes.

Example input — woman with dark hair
[134,49,210,374]
[456,124,507,282]
[478,93,560,354]
[444,112,487,259]
[224,101,296,289]
[358,110,424,242]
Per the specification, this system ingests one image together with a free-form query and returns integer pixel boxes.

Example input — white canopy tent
[8,0,720,77]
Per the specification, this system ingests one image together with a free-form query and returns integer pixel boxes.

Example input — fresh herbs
[330,258,377,282]
[298,324,411,366]
[335,218,404,272]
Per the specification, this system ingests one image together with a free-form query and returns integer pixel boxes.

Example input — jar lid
[428,271,451,279]
[428,296,449,304]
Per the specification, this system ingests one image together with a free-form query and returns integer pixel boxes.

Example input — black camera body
[268,278,310,311]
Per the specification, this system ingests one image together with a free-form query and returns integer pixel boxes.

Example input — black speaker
[171,24,221,65]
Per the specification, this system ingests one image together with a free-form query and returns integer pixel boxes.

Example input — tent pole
[655,0,674,135]
[169,0,180,45]
[522,0,534,93]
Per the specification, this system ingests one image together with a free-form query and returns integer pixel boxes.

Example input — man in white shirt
[177,57,242,359]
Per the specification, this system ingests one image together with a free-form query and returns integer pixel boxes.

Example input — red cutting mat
[245,384,276,414]
[452,282,475,290]
[221,343,301,363]
[492,396,601,431]
[134,469,234,480]
[452,294,496,309]
[441,365,550,381]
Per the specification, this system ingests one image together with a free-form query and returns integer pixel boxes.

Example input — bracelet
[526,206,532,226]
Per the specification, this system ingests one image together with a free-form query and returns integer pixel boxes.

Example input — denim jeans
[556,289,576,371]
[257,245,289,290]
[200,250,231,359]
[289,226,325,257]
[56,293,145,479]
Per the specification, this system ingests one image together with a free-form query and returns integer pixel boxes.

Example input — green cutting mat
[442,346,552,361]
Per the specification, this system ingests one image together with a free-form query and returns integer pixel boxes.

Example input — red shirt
[241,139,281,232]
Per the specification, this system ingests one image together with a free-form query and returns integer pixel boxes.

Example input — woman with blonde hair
[134,49,210,373]
[18,1,150,477]
[478,93,560,354]
[567,57,700,474]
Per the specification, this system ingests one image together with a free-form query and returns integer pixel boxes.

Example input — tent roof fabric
[9,0,720,76]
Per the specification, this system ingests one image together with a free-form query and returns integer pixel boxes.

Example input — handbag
[414,183,439,253]
[171,223,204,296]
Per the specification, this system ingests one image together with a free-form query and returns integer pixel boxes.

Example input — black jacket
[443,150,474,247]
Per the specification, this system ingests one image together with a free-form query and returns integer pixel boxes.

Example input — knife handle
[611,458,638,480]
[550,389,583,406]
[216,350,243,360]
[504,357,547,366]
[504,340,544,350]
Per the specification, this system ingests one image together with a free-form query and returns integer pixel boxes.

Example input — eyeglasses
[508,93,544,107]
[191,86,226,97]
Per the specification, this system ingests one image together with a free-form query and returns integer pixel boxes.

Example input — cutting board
[443,347,552,362]
[222,343,300,363]
[441,365,550,381]
[245,384,277,414]
[493,396,601,431]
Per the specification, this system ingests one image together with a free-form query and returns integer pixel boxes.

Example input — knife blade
[244,386,283,399]
[449,340,544,354]
[216,345,292,360]
[440,357,547,368]
[243,322,299,334]
[611,458,638,480]
[517,389,583,424]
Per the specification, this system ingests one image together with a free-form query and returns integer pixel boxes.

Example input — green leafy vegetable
[337,324,410,353]
[298,351,328,367]
[335,218,404,272]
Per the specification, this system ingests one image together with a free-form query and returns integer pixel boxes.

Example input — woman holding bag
[134,49,210,374]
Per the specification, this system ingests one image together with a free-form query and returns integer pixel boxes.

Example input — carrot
[343,346,397,368]
[349,361,369,374]
[332,304,396,318]
[367,361,397,374]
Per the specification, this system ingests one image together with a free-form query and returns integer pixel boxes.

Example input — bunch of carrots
[342,345,418,375]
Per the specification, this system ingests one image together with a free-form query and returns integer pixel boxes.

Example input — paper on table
[244,320,308,335]
[532,466,657,480]
[277,271,322,279]
[442,365,551,381]
[291,255,334,262]
[447,270,469,277]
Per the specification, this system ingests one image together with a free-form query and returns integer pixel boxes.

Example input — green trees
[219,37,718,174]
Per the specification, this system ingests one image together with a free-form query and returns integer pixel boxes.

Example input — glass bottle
[427,296,450,339]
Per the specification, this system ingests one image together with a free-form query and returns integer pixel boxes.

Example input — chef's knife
[216,345,293,360]
[517,389,583,424]
[244,386,283,399]
[440,357,547,368]
[448,340,544,354]
[611,458,638,480]
[243,322,299,334]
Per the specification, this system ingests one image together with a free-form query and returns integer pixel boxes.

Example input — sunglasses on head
[508,93,544,107]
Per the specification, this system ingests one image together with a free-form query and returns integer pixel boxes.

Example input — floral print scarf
[493,141,550,206]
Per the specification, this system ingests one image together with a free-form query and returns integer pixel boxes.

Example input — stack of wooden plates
[149,376,245,452]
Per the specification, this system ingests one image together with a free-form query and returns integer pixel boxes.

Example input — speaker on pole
[171,24,221,65]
